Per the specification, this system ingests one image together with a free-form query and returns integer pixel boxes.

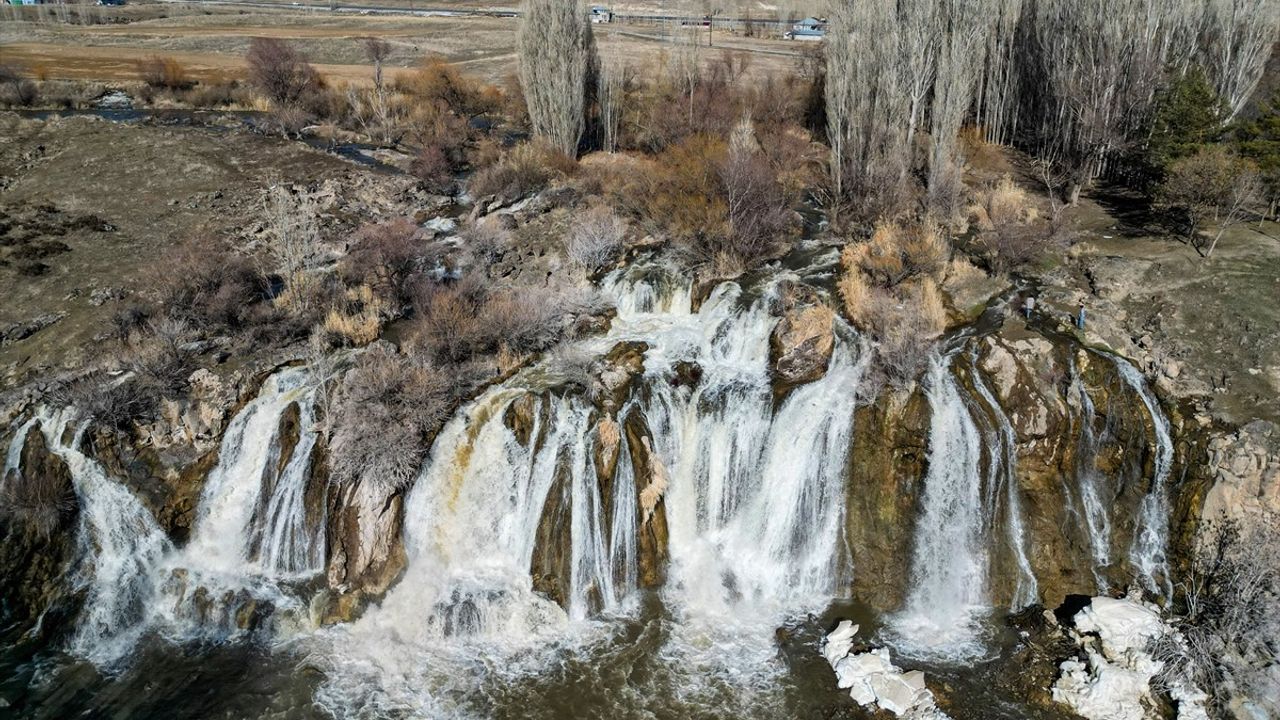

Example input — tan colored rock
[770,303,835,388]
[1200,421,1280,528]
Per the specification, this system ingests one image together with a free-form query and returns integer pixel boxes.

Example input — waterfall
[34,409,172,666]
[969,359,1039,610]
[890,354,990,659]
[1068,359,1113,589]
[180,367,320,578]
[151,366,325,638]
[312,263,870,717]
[1113,358,1174,600]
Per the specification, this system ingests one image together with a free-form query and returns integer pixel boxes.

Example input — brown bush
[974,175,1068,274]
[137,55,191,90]
[1,443,77,541]
[150,235,265,331]
[322,284,388,347]
[246,37,321,108]
[328,345,453,490]
[565,204,627,272]
[410,144,454,193]
[395,56,501,119]
[341,217,438,308]
[839,223,951,386]
[0,65,37,107]
[467,141,574,200]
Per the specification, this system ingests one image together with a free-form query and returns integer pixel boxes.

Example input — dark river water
[0,594,1074,720]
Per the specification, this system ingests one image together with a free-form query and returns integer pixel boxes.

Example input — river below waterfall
[1,594,1078,720]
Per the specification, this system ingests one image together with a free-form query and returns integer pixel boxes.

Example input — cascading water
[1067,359,1113,589]
[311,262,870,717]
[31,409,172,666]
[969,358,1038,610]
[889,353,991,659]
[1113,357,1175,600]
[157,366,325,636]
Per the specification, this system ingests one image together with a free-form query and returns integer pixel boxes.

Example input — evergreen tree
[1232,87,1280,219]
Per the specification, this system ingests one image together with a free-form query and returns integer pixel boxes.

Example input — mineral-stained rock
[845,386,929,609]
[770,302,835,389]
[324,475,406,623]
[625,411,668,588]
[0,423,82,631]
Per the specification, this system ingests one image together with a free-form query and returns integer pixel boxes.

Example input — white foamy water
[310,262,870,717]
[889,353,991,660]
[1068,358,1114,590]
[1113,357,1174,600]
[969,359,1038,610]
[32,409,173,666]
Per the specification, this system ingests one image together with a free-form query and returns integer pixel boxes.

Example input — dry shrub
[839,221,952,386]
[328,345,452,490]
[565,205,627,272]
[181,79,245,108]
[467,141,574,200]
[410,144,454,194]
[246,37,321,108]
[322,284,388,347]
[395,56,501,119]
[973,175,1063,274]
[409,277,598,364]
[457,218,510,266]
[1151,519,1280,716]
[0,65,37,108]
[150,234,264,331]
[137,55,191,90]
[607,132,797,272]
[1,440,77,541]
[341,217,438,308]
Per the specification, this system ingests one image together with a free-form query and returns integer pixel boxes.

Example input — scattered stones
[1051,596,1209,720]
[0,312,66,347]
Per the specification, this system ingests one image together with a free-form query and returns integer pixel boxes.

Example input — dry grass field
[0,1,813,87]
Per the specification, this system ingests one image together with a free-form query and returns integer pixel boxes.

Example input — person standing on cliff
[1076,302,1086,330]
[1023,296,1035,320]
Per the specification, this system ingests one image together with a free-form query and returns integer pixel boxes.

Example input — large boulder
[323,474,405,623]
[770,302,835,389]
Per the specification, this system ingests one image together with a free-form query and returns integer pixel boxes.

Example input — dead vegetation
[839,221,951,386]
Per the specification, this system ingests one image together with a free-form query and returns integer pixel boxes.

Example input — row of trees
[821,0,1280,221]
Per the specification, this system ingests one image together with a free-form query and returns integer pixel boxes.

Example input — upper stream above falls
[0,253,1187,720]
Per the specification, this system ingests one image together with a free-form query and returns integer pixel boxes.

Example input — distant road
[158,0,794,28]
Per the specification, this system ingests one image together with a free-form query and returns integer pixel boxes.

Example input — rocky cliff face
[0,424,82,634]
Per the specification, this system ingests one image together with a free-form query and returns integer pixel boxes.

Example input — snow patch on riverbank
[820,620,951,718]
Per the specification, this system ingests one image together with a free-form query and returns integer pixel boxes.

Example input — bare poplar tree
[825,1,911,219]
[1201,0,1280,120]
[927,0,990,212]
[518,0,597,156]
[1029,0,1199,204]
[976,0,1023,144]
[898,0,942,170]
[597,60,625,153]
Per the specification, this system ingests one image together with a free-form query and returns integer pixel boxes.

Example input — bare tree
[245,37,320,108]
[1201,0,1280,121]
[1150,519,1280,716]
[927,0,988,213]
[597,59,625,153]
[976,0,1022,144]
[1157,145,1261,257]
[262,184,323,309]
[518,0,597,156]
[1028,0,1200,205]
[824,1,911,220]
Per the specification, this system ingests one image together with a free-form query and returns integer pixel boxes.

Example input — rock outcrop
[0,424,82,632]
[770,299,835,390]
